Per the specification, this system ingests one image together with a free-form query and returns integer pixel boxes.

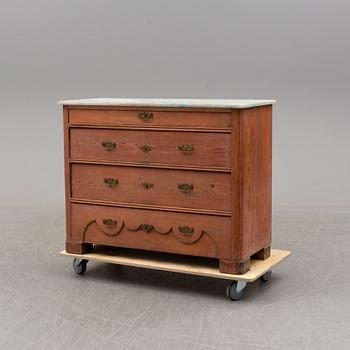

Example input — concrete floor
[1,206,349,350]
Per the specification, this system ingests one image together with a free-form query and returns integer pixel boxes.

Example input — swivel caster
[260,270,272,282]
[226,281,247,301]
[73,258,88,275]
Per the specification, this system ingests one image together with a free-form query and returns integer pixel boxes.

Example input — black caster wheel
[260,270,272,282]
[226,281,247,301]
[73,258,88,275]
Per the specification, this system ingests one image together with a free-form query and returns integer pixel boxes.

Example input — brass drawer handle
[104,178,119,188]
[103,218,117,228]
[102,141,117,151]
[177,183,193,194]
[178,226,195,235]
[140,145,152,153]
[139,224,153,232]
[138,111,153,121]
[142,182,153,190]
[178,144,194,154]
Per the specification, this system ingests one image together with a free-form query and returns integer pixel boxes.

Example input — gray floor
[1,206,349,350]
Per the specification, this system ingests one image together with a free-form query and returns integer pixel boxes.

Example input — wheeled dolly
[62,248,291,301]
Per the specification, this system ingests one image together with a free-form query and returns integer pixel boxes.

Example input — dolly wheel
[226,281,247,301]
[73,258,88,275]
[260,270,272,282]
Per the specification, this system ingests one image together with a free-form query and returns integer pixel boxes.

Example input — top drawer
[68,109,231,130]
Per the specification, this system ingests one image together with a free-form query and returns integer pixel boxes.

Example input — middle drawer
[70,128,231,169]
[71,164,231,212]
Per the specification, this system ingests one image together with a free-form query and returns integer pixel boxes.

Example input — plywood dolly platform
[60,247,291,301]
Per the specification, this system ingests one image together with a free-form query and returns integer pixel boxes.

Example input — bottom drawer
[70,204,231,259]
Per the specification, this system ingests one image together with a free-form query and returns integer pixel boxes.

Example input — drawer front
[69,109,231,130]
[71,164,231,212]
[70,128,231,169]
[71,203,231,259]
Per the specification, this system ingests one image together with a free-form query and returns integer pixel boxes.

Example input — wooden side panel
[71,164,231,212]
[63,106,71,241]
[232,105,272,261]
[70,203,232,259]
[70,128,231,169]
[69,109,231,129]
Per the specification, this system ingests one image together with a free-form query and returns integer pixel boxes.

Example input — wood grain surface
[69,108,231,129]
[70,203,232,259]
[70,128,231,169]
[231,105,272,263]
[63,104,273,275]
[71,164,231,212]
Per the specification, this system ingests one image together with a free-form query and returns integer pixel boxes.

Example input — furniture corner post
[252,245,271,260]
[66,241,93,254]
[230,109,244,263]
[63,106,72,243]
[219,258,250,275]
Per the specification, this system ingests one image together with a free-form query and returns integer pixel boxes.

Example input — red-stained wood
[69,109,231,129]
[252,245,271,260]
[63,104,273,275]
[69,203,231,259]
[228,109,245,273]
[70,159,230,173]
[228,105,272,273]
[65,241,93,254]
[71,164,231,212]
[70,128,231,169]
[219,258,251,275]
[70,125,230,133]
[63,107,72,242]
[70,198,231,216]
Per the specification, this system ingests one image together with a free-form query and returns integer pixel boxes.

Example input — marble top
[58,98,276,109]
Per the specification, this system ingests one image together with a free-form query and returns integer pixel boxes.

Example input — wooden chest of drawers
[60,98,275,274]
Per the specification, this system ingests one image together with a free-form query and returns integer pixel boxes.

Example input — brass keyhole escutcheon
[104,178,119,188]
[102,141,117,151]
[139,224,153,232]
[138,111,153,121]
[177,183,193,194]
[178,226,195,235]
[178,144,194,154]
[142,182,154,190]
[140,145,152,153]
[103,218,117,228]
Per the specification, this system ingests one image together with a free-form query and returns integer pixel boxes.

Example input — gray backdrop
[1,0,349,207]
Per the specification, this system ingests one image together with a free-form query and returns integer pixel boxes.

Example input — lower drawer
[70,204,232,259]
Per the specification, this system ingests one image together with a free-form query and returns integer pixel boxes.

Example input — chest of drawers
[60,98,274,274]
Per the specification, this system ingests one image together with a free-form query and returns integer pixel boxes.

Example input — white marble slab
[57,98,276,109]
